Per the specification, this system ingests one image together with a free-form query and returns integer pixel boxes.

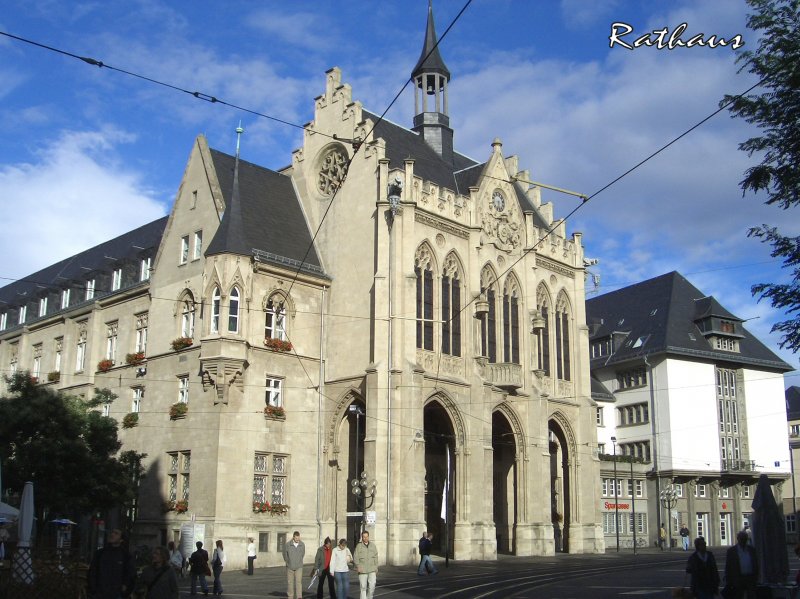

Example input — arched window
[536,285,551,376]
[228,287,240,333]
[181,294,195,338]
[480,266,498,363]
[211,286,221,333]
[441,254,462,357]
[265,297,287,340]
[503,278,521,364]
[555,292,571,381]
[415,245,435,351]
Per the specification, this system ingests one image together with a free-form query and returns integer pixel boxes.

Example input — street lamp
[660,484,678,551]
[611,436,619,552]
[348,405,377,543]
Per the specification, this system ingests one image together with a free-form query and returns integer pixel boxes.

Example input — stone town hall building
[0,7,603,565]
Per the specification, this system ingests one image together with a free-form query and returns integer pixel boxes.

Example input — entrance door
[696,513,709,541]
[719,513,731,545]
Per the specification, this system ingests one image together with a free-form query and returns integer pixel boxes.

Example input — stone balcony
[487,362,523,390]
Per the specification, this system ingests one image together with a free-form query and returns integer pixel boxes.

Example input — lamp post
[612,436,619,552]
[348,405,377,543]
[660,484,678,551]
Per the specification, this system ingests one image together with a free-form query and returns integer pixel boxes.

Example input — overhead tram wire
[0,30,335,141]
[428,74,770,393]
[281,0,475,301]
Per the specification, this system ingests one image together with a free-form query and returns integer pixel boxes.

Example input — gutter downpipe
[644,354,661,543]
[317,287,326,542]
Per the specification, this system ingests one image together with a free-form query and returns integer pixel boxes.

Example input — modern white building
[588,271,792,548]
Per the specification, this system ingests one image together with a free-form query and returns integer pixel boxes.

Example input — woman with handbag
[330,538,353,599]
[211,540,226,596]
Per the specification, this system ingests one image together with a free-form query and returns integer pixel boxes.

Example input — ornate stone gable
[477,139,522,254]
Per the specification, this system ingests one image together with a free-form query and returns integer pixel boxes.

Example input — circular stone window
[317,145,348,196]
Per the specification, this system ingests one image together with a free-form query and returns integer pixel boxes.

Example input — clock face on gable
[492,190,506,212]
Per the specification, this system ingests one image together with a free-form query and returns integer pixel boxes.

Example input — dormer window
[720,320,735,334]
[714,337,739,352]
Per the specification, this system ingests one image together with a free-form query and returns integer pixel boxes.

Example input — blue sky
[1,0,798,378]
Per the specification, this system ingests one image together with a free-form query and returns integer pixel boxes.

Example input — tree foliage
[0,373,145,518]
[723,0,800,351]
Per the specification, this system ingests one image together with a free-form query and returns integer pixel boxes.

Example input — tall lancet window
[228,287,240,333]
[480,267,498,363]
[503,278,521,364]
[211,286,221,334]
[441,254,462,357]
[536,285,551,376]
[555,292,572,381]
[414,245,435,351]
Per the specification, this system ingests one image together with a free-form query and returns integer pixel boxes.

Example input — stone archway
[548,416,573,553]
[423,400,456,555]
[492,410,517,553]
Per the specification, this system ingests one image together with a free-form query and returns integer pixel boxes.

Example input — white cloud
[0,128,166,280]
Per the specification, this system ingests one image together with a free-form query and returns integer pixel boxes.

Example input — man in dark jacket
[417,532,437,576]
[189,541,210,596]
[724,530,758,599]
[686,537,719,599]
[88,528,136,599]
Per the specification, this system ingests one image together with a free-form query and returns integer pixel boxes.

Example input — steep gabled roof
[364,111,477,192]
[0,217,167,322]
[205,149,324,274]
[586,271,791,371]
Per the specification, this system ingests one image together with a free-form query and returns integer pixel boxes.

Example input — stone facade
[0,7,604,568]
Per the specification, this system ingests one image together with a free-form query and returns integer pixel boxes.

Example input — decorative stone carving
[317,145,348,196]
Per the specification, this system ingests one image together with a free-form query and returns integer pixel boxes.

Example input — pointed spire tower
[205,122,249,257]
[411,1,453,164]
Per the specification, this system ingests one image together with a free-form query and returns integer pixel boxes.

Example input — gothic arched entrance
[548,418,571,553]
[423,400,456,555]
[334,398,366,546]
[492,410,517,554]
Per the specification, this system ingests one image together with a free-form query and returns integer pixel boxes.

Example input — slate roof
[586,271,792,372]
[0,217,167,329]
[411,2,450,80]
[787,386,800,421]
[591,376,615,403]
[205,149,324,275]
[365,111,477,190]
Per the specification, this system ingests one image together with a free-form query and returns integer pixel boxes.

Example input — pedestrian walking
[679,524,690,551]
[312,537,336,599]
[330,538,353,599]
[167,541,184,578]
[189,540,211,596]
[88,527,137,599]
[659,524,666,550]
[211,539,226,596]
[283,530,306,599]
[139,546,179,599]
[685,537,719,599]
[723,530,758,599]
[417,532,438,576]
[246,537,256,575]
[353,531,378,599]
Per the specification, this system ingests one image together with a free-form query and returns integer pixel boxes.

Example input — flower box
[97,359,114,372]
[171,337,193,351]
[252,501,289,516]
[264,338,292,352]
[47,371,60,383]
[122,412,139,429]
[175,499,189,513]
[125,352,145,365]
[169,402,188,420]
[264,405,286,420]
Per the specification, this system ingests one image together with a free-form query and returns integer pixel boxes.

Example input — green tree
[0,373,145,521]
[724,0,800,351]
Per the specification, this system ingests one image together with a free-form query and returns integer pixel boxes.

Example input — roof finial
[235,121,244,158]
